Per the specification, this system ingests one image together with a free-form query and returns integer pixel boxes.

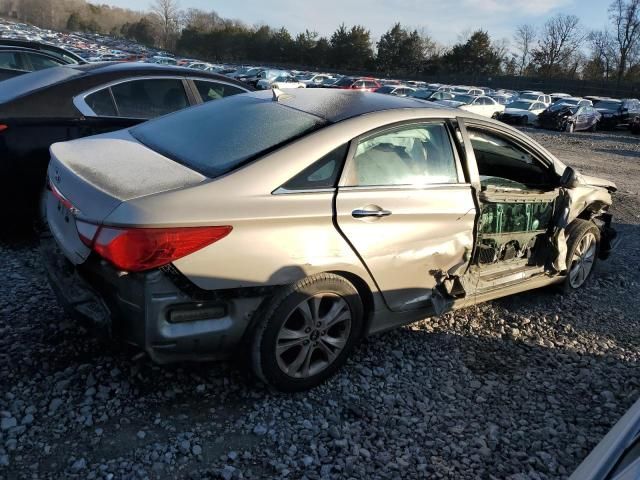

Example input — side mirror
[560,166,580,189]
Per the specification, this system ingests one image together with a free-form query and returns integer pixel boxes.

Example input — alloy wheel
[275,293,352,379]
[569,232,597,288]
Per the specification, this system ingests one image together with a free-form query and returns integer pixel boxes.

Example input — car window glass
[193,80,245,103]
[345,123,458,187]
[0,51,24,70]
[84,88,117,116]
[26,53,62,70]
[110,78,189,119]
[281,144,348,191]
[468,128,552,189]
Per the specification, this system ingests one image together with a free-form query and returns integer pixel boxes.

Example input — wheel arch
[328,270,375,338]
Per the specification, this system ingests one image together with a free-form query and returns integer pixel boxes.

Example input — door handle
[352,209,392,218]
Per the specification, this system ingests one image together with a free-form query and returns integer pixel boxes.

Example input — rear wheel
[563,219,600,291]
[250,273,363,391]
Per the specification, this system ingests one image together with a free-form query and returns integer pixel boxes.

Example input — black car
[0,62,251,221]
[538,103,601,132]
[0,39,87,65]
[593,98,640,129]
[0,46,72,81]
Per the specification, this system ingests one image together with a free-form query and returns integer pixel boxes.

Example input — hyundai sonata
[42,89,619,391]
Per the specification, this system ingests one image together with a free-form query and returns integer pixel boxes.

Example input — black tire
[589,121,598,133]
[250,273,364,392]
[562,219,600,292]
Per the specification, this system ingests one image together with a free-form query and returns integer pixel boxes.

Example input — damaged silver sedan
[42,89,619,391]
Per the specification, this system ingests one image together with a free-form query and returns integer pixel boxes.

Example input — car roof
[248,88,444,122]
[65,61,238,77]
[0,39,85,62]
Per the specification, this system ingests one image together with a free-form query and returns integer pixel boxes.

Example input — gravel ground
[1,129,639,480]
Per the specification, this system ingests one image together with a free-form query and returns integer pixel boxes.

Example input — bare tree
[513,24,536,75]
[183,8,221,32]
[609,0,640,82]
[531,14,585,77]
[588,30,617,80]
[150,0,181,49]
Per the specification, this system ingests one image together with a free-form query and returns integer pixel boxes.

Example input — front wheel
[250,273,363,391]
[563,219,600,291]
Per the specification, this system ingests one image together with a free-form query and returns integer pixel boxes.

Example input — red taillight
[0,124,7,132]
[85,225,232,272]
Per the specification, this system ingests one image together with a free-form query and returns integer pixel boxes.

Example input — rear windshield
[594,100,622,110]
[130,94,327,178]
[0,65,81,103]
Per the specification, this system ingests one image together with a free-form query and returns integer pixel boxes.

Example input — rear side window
[0,51,24,70]
[110,78,189,119]
[281,144,348,191]
[84,88,117,116]
[130,95,326,178]
[25,53,62,71]
[344,123,459,187]
[193,80,246,103]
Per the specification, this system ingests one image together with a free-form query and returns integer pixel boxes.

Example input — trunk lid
[46,129,206,264]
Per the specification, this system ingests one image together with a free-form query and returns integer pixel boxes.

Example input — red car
[332,77,381,92]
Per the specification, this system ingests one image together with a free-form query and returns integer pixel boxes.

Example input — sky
[91,0,610,45]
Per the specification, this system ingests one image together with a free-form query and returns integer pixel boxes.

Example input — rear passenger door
[335,121,476,311]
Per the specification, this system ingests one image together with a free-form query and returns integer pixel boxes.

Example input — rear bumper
[41,235,265,363]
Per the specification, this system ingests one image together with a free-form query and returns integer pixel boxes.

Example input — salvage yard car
[436,94,505,118]
[498,99,547,126]
[42,89,619,392]
[0,62,251,220]
[539,102,601,132]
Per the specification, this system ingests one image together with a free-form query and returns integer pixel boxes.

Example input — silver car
[42,89,619,391]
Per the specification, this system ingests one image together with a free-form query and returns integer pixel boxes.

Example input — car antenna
[272,87,294,102]
[272,87,284,101]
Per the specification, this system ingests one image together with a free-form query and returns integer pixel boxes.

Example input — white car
[519,92,552,106]
[257,75,306,90]
[299,73,334,86]
[499,100,548,125]
[187,62,214,70]
[438,95,505,118]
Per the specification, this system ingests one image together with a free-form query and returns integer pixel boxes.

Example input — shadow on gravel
[594,147,640,158]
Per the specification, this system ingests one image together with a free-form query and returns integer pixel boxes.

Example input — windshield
[130,95,326,178]
[452,94,474,104]
[594,100,622,110]
[376,86,394,93]
[508,101,535,110]
[519,93,541,101]
[335,77,354,87]
[299,73,314,80]
[409,89,435,99]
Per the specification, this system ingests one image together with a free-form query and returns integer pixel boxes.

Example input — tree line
[1,0,639,83]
